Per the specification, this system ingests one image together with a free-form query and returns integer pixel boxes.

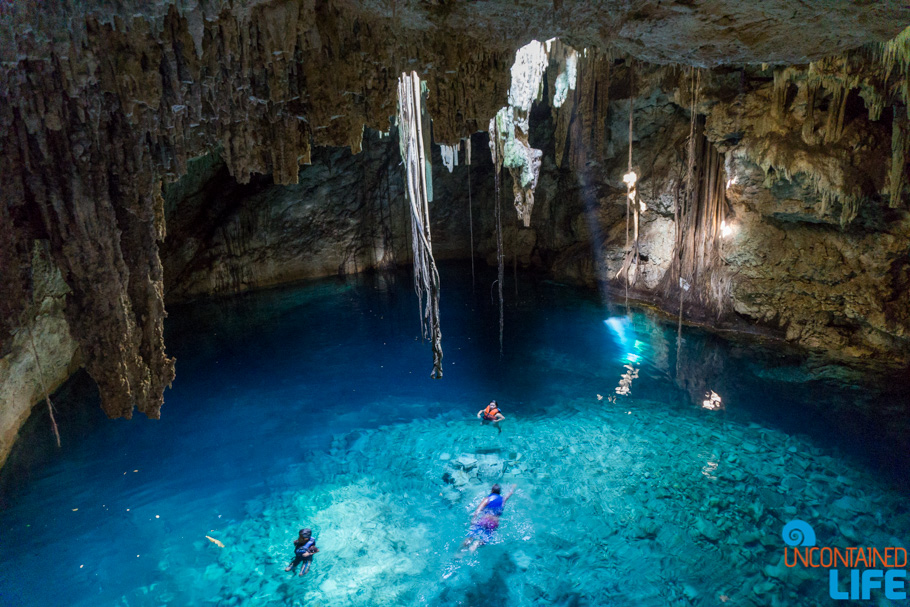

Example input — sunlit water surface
[1,264,908,607]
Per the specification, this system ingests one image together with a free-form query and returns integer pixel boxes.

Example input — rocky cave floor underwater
[1,264,909,607]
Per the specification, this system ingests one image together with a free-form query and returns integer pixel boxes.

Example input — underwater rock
[839,523,861,544]
[780,476,806,493]
[454,454,478,470]
[633,517,660,539]
[831,495,863,515]
[695,518,722,542]
[753,580,777,595]
[758,488,786,509]
[682,584,700,601]
[450,469,471,488]
[513,550,533,571]
[745,501,765,522]
[739,530,762,545]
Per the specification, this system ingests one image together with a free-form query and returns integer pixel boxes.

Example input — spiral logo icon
[782,519,816,547]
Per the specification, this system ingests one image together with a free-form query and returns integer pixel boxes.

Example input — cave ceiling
[4,0,909,67]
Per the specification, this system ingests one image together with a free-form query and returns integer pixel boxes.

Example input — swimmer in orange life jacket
[477,400,505,433]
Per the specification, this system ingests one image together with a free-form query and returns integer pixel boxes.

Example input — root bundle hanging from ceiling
[397,71,443,379]
[489,115,506,355]
[662,69,731,319]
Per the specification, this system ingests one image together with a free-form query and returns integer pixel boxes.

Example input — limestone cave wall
[0,243,80,467]
[160,58,910,370]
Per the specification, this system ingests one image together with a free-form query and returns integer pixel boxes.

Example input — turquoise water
[1,264,908,607]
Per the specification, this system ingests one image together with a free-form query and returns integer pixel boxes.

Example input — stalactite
[823,83,849,144]
[878,27,910,209]
[770,66,802,121]
[546,42,611,172]
[771,68,790,120]
[880,26,910,118]
[860,88,885,122]
[890,110,909,208]
[804,60,857,147]
[547,39,577,168]
[754,139,866,226]
[488,41,548,227]
[802,81,819,143]
[440,143,459,173]
[550,44,577,109]
[397,71,443,379]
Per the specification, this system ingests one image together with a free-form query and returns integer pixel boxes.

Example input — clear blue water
[1,264,908,606]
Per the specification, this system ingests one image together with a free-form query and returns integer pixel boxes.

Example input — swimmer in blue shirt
[460,484,516,553]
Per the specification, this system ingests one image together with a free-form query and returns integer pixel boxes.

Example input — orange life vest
[482,405,500,420]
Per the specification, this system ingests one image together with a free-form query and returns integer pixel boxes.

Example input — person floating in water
[477,400,505,433]
[285,528,318,576]
[460,484,516,553]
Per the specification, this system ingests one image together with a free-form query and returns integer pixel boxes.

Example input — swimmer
[460,483,516,553]
[477,400,505,433]
[285,528,319,576]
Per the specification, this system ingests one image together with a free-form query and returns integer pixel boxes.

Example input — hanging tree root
[397,71,444,378]
[661,67,731,319]
[489,115,506,355]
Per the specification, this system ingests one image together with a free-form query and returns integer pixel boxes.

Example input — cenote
[3,3,910,607]
[1,265,909,607]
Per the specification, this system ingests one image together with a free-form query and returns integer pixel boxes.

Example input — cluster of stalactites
[486,39,617,227]
[488,40,550,227]
[880,27,910,208]
[438,138,473,173]
[762,36,909,220]
[881,26,910,117]
[775,63,854,145]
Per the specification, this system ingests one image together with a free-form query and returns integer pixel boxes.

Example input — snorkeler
[460,484,516,553]
[477,400,505,433]
[285,528,319,576]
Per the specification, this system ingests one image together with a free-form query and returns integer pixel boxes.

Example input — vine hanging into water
[466,137,475,290]
[616,60,645,307]
[489,116,505,355]
[397,71,443,378]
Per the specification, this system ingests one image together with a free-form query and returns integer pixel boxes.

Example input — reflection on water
[1,262,908,606]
